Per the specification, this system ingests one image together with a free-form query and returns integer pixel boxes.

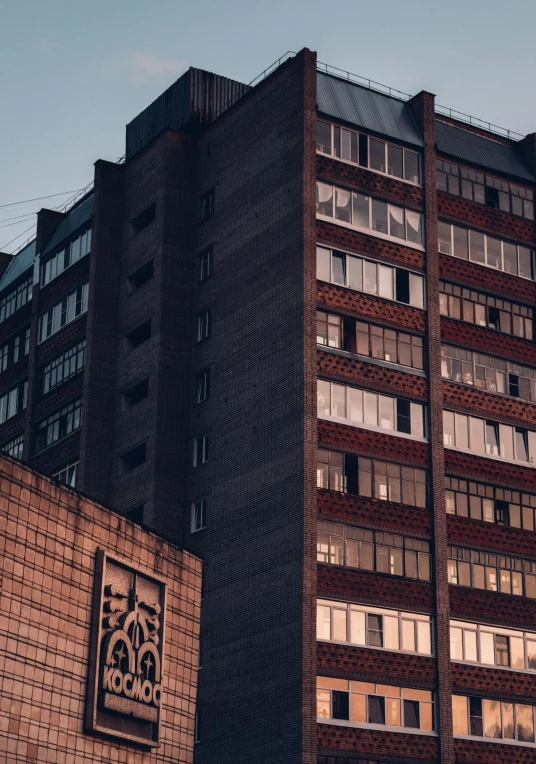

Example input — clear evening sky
[1,0,535,253]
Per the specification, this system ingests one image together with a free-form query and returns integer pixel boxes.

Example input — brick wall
[0,455,201,764]
[317,642,436,687]
[318,419,429,465]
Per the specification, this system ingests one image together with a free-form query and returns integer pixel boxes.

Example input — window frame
[191,498,207,533]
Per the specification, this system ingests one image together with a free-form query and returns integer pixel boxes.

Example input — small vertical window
[197,368,210,403]
[199,249,213,281]
[194,710,200,743]
[191,499,207,532]
[193,436,209,467]
[198,310,212,341]
[200,190,215,221]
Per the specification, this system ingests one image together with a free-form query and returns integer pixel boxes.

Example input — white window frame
[191,498,207,532]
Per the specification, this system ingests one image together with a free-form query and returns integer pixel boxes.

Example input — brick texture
[438,191,536,245]
[318,419,429,466]
[317,723,438,761]
[441,317,536,367]
[317,642,436,687]
[439,251,536,304]
[451,663,536,702]
[449,585,536,631]
[445,449,536,493]
[443,379,536,428]
[0,455,201,764]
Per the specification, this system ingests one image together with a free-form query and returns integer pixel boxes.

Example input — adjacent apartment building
[2,47,536,763]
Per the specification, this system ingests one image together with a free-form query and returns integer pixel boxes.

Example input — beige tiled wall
[0,456,201,764]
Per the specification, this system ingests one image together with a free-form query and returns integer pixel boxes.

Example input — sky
[1,0,536,253]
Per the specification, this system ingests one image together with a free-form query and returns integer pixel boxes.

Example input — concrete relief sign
[86,549,166,747]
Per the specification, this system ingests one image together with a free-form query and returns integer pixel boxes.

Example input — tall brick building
[2,47,536,762]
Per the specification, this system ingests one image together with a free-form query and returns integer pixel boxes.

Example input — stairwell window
[193,436,209,467]
[198,309,212,341]
[317,246,425,309]
[200,190,214,221]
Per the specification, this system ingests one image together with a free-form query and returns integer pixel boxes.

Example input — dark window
[192,499,207,532]
[469,696,483,737]
[332,691,349,720]
[485,186,500,209]
[40,340,86,396]
[122,378,149,409]
[125,320,151,350]
[359,134,369,168]
[368,696,385,725]
[197,369,210,403]
[126,504,144,523]
[199,249,213,281]
[198,310,212,341]
[131,203,156,232]
[119,443,147,473]
[200,190,215,221]
[127,259,154,292]
[495,499,509,526]
[194,710,200,743]
[397,399,411,434]
[488,306,501,331]
[404,699,420,728]
[509,373,520,398]
[34,399,82,453]
[194,435,209,467]
[395,269,410,304]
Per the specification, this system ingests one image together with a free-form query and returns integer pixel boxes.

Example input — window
[200,190,215,221]
[437,158,534,220]
[0,326,30,372]
[196,369,210,403]
[131,202,156,232]
[52,461,78,488]
[448,545,536,599]
[317,450,427,508]
[127,259,154,292]
[318,520,431,582]
[34,398,82,453]
[194,710,200,743]
[38,283,89,343]
[443,410,536,466]
[197,309,212,341]
[41,228,92,286]
[442,344,536,403]
[317,599,432,656]
[317,182,424,246]
[125,320,151,350]
[453,694,536,743]
[1,433,24,460]
[199,249,213,281]
[193,435,209,467]
[438,220,534,280]
[316,120,421,185]
[121,378,149,409]
[0,380,27,424]
[356,321,423,370]
[439,281,533,340]
[191,499,207,532]
[119,443,147,473]
[317,246,425,309]
[0,277,32,323]
[318,380,426,439]
[446,475,536,533]
[317,677,434,732]
[40,340,86,396]
[316,311,343,349]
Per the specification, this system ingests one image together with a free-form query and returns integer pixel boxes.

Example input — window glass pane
[515,429,529,462]
[332,608,347,641]
[379,396,395,431]
[438,222,452,254]
[350,610,366,645]
[517,704,535,742]
[483,699,501,738]
[469,417,485,453]
[486,237,501,269]
[317,380,331,416]
[335,188,352,223]
[409,274,424,309]
[389,206,405,239]
[378,265,394,300]
[469,230,486,265]
[352,193,370,228]
[453,226,469,260]
[402,620,415,652]
[316,121,331,154]
[404,151,420,184]
[417,620,431,655]
[406,211,423,245]
[519,247,532,279]
[348,256,363,291]
[332,252,346,285]
[386,697,401,726]
[370,138,386,172]
[452,696,468,735]
[317,605,331,640]
[455,413,469,450]
[410,403,424,438]
[443,410,455,447]
[450,627,463,660]
[316,247,331,282]
[368,696,385,725]
[503,242,517,275]
[384,616,399,650]
[340,129,352,161]
[364,392,378,426]
[499,424,514,461]
[503,702,515,740]
[363,260,377,295]
[465,630,477,661]
[511,637,525,669]
[480,631,494,665]
[316,182,333,216]
[347,388,363,423]
[317,689,331,718]
[331,384,346,418]
[371,199,388,235]
[388,145,403,178]
[351,693,367,723]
